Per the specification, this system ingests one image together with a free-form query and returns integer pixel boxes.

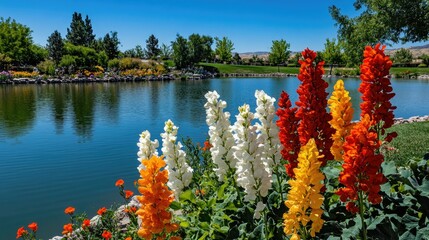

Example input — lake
[1,77,429,239]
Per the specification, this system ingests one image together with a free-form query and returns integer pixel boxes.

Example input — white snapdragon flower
[254,201,266,219]
[254,90,282,172]
[136,130,159,171]
[161,119,193,200]
[204,91,236,182]
[232,104,271,206]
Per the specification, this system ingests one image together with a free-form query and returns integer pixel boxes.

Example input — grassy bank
[385,121,429,165]
[199,63,299,74]
[197,63,429,76]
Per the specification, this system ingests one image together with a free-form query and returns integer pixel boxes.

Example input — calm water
[1,77,429,239]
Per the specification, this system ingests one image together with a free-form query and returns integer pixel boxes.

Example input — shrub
[118,58,141,70]
[107,58,120,71]
[37,60,56,75]
[418,63,427,68]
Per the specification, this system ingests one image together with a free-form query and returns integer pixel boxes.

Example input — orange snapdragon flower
[16,227,27,239]
[97,207,107,216]
[62,223,73,235]
[136,155,179,240]
[27,222,38,232]
[64,206,75,215]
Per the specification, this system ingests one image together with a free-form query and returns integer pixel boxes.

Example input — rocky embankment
[394,115,429,124]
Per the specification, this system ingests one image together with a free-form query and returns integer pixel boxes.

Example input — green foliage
[103,31,120,60]
[46,30,64,65]
[233,53,242,64]
[37,59,56,75]
[0,17,34,65]
[118,58,142,71]
[66,12,95,47]
[418,63,427,68]
[215,37,234,63]
[394,48,413,65]
[330,1,429,45]
[188,34,213,64]
[63,43,98,70]
[269,39,291,70]
[145,34,160,59]
[172,34,190,69]
[59,55,77,73]
[97,51,108,68]
[0,53,12,70]
[323,38,344,68]
[160,43,172,60]
[420,54,429,66]
[107,58,120,71]
[199,63,299,74]
[28,44,48,66]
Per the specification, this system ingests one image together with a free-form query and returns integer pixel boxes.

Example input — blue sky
[1,0,427,53]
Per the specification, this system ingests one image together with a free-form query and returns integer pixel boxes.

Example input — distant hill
[239,44,429,60]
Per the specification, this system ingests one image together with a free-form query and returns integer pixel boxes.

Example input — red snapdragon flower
[16,227,27,239]
[359,43,397,142]
[336,114,387,213]
[97,207,107,216]
[102,230,112,240]
[27,222,38,232]
[64,206,75,215]
[276,91,300,177]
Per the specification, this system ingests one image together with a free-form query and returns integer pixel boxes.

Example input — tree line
[1,1,429,74]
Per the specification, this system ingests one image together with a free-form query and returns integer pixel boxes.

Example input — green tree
[233,53,241,64]
[84,15,95,47]
[160,43,172,60]
[420,54,429,65]
[171,34,190,69]
[289,52,301,67]
[330,1,429,66]
[188,34,204,64]
[323,38,344,74]
[28,44,48,66]
[47,30,64,65]
[0,53,12,70]
[201,35,214,62]
[268,39,291,72]
[393,48,413,66]
[215,37,234,63]
[0,17,33,65]
[146,34,160,59]
[66,12,95,47]
[103,31,120,60]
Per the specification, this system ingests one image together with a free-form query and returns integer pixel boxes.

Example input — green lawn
[390,67,429,76]
[198,63,299,74]
[385,121,429,165]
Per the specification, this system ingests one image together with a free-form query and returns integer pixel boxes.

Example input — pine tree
[103,31,120,59]
[46,30,64,65]
[146,34,160,59]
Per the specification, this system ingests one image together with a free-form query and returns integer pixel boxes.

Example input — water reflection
[0,85,36,138]
[51,85,70,134]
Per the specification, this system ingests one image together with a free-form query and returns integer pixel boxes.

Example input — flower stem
[358,191,367,240]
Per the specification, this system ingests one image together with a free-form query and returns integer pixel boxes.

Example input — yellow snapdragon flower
[283,139,325,239]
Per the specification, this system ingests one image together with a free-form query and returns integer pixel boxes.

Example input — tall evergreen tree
[84,15,95,47]
[146,34,160,59]
[46,30,64,65]
[66,12,86,46]
[66,12,95,47]
[103,31,120,59]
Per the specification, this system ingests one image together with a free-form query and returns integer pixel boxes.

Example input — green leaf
[382,161,398,176]
[198,231,209,240]
[217,182,228,199]
[199,222,210,230]
[180,221,190,228]
[180,189,196,203]
[416,178,429,197]
[249,224,264,240]
[170,201,181,210]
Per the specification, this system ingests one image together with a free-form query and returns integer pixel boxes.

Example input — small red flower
[115,179,124,187]
[124,190,134,199]
[62,223,73,235]
[202,140,212,151]
[64,206,75,215]
[102,230,112,239]
[124,237,132,240]
[97,207,107,216]
[16,227,27,239]
[82,219,91,229]
[27,222,38,232]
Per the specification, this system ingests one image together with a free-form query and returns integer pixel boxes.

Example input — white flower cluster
[232,104,271,216]
[204,91,236,181]
[254,90,282,171]
[136,130,159,171]
[161,119,193,200]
